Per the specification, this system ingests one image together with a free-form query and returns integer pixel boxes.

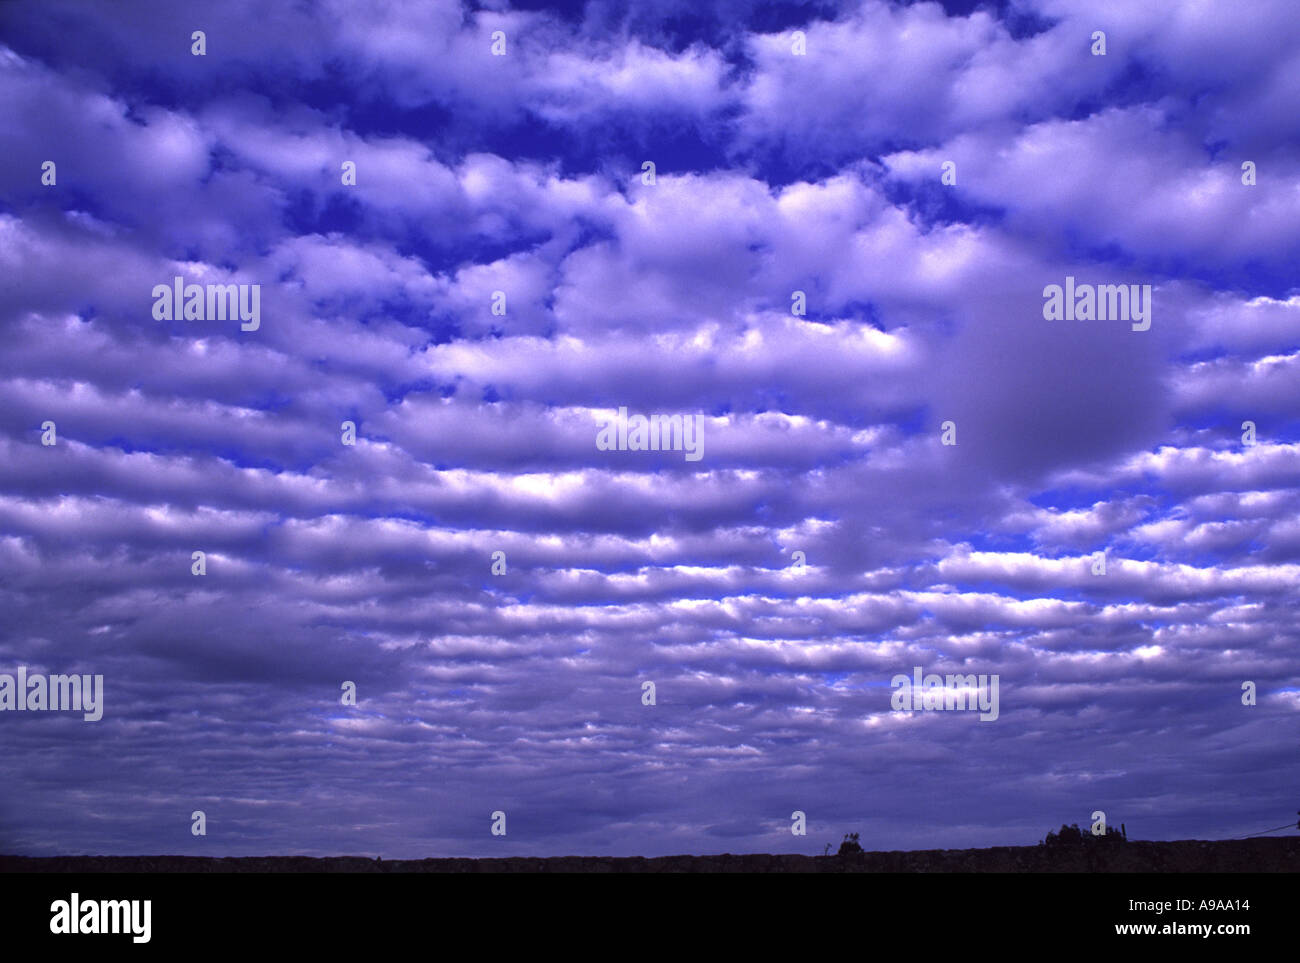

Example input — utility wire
[1233,822,1297,839]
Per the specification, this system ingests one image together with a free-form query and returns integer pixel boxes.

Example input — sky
[0,0,1297,858]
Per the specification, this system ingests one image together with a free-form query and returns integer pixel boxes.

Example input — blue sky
[0,0,1297,858]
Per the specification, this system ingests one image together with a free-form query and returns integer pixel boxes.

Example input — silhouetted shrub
[837,832,863,856]
[1042,822,1127,846]
[1043,823,1082,846]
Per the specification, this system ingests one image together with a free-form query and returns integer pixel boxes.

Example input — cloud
[0,0,1296,858]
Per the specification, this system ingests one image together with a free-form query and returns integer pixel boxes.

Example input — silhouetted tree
[837,832,863,856]
[1042,822,1126,846]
